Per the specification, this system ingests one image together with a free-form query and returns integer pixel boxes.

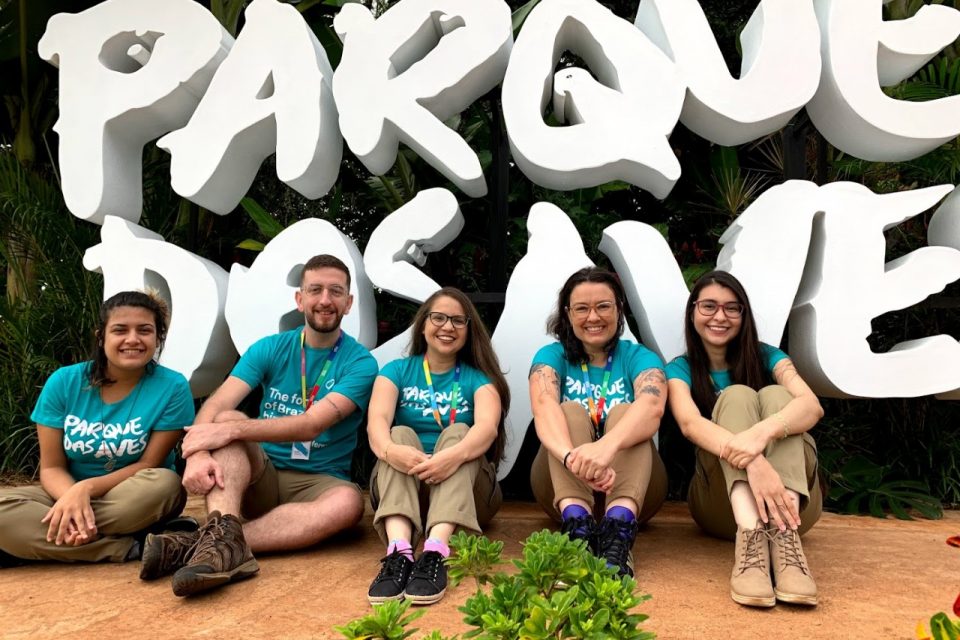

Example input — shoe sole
[367,592,404,605]
[403,588,446,605]
[730,590,776,608]
[774,589,818,606]
[172,558,260,597]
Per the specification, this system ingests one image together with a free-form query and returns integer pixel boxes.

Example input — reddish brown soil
[1,500,957,639]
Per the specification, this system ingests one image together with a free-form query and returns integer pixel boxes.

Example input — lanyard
[300,330,343,410]
[580,346,615,435]
[422,357,461,428]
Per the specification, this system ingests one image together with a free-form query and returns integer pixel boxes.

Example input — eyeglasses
[692,299,744,318]
[567,301,617,318]
[302,284,348,299]
[427,311,470,329]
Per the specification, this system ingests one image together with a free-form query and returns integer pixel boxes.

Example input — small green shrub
[336,530,655,640]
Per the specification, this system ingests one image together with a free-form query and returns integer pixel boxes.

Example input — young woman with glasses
[365,287,509,605]
[0,290,195,566]
[666,270,823,608]
[528,267,668,578]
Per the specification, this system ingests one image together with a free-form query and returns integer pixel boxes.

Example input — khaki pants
[688,384,823,541]
[0,468,186,562]
[370,423,502,546]
[241,451,360,520]
[530,402,668,523]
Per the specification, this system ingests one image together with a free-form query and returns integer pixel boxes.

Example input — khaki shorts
[241,447,360,520]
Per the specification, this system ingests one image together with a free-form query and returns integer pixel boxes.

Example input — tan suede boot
[730,524,775,607]
[769,527,818,606]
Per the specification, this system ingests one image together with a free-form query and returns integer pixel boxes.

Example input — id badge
[291,440,311,460]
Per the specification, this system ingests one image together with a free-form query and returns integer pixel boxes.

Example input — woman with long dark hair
[365,287,509,605]
[528,267,668,578]
[0,290,195,564]
[666,270,822,607]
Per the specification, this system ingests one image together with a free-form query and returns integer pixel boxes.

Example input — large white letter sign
[502,0,684,199]
[38,0,230,224]
[716,180,822,347]
[332,0,512,198]
[159,0,341,215]
[363,188,463,304]
[788,183,960,398]
[225,219,376,356]
[635,0,821,146]
[83,217,235,397]
[599,221,688,363]
[807,0,960,161]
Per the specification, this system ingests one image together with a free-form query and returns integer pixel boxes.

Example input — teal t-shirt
[230,328,378,478]
[31,362,194,481]
[665,343,789,392]
[379,356,492,454]
[530,339,665,422]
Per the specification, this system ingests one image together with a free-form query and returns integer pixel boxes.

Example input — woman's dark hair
[88,290,170,387]
[547,267,627,363]
[409,287,510,464]
[684,270,766,415]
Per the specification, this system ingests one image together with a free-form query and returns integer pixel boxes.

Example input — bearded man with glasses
[140,254,377,598]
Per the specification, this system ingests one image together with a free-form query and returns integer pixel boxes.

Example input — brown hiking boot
[139,529,199,580]
[730,524,775,607]
[769,527,818,606]
[171,511,259,597]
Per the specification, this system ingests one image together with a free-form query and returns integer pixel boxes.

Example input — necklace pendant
[104,458,117,472]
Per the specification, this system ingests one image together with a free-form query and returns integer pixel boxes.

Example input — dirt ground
[1,499,957,640]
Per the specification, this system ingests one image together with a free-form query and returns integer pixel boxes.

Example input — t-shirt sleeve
[379,358,405,390]
[154,374,196,431]
[332,349,379,411]
[761,343,790,376]
[665,356,692,386]
[625,342,665,380]
[230,336,273,389]
[30,367,70,429]
[531,343,566,376]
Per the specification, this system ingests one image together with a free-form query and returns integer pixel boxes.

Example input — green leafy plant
[334,599,426,640]
[916,612,960,640]
[825,454,943,520]
[334,531,655,640]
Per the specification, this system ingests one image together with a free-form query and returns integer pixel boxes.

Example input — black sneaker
[0,548,27,568]
[560,514,597,551]
[367,550,414,605]
[403,551,447,605]
[596,516,638,577]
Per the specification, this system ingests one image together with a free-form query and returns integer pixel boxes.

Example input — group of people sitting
[0,254,822,610]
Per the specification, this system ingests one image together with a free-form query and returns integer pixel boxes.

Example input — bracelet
[773,412,790,439]
[562,450,572,469]
[384,443,392,462]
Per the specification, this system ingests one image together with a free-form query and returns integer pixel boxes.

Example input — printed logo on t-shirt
[562,376,629,416]
[399,386,473,419]
[62,414,148,461]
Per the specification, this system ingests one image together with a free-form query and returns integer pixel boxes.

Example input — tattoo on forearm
[529,363,561,400]
[325,396,344,422]
[634,368,666,398]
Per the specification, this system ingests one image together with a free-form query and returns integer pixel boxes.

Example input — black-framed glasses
[427,311,470,329]
[692,299,744,318]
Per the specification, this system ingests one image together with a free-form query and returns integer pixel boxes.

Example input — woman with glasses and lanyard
[365,287,509,606]
[529,267,668,578]
[666,270,823,608]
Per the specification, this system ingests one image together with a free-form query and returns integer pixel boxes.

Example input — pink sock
[423,538,450,558]
[387,539,414,561]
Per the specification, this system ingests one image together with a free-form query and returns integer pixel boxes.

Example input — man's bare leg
[243,485,364,553]
[203,411,262,517]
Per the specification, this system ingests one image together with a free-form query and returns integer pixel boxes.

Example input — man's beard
[306,309,343,334]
